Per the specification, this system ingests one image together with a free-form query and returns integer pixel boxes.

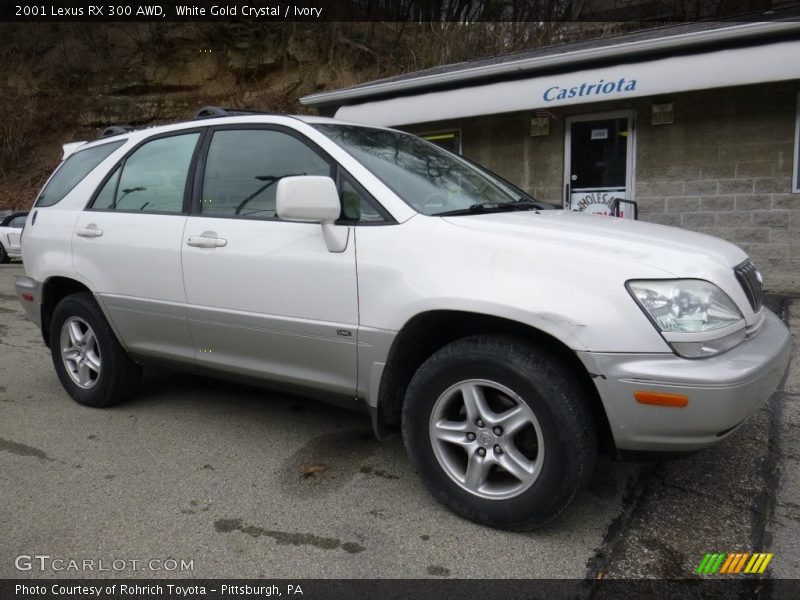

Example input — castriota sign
[543,78,637,102]
[334,40,800,126]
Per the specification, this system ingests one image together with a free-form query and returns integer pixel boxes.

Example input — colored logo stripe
[696,553,726,574]
[698,552,774,575]
[734,553,750,573]
[696,553,712,574]
[719,554,737,573]
[745,553,774,574]
[719,553,748,573]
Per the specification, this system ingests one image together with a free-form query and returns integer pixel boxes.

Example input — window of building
[794,92,800,193]
[92,133,200,213]
[36,141,124,207]
[421,130,462,154]
[201,129,332,219]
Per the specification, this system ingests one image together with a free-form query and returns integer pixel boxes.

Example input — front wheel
[50,292,141,407]
[0,244,9,264]
[402,335,597,531]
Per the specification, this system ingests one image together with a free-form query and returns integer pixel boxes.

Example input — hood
[442,210,748,278]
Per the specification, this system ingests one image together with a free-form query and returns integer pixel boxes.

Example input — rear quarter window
[36,141,125,207]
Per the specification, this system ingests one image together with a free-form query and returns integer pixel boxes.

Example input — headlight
[627,279,745,358]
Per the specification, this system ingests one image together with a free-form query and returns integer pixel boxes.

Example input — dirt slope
[0,22,632,211]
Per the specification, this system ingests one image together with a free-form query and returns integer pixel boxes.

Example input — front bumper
[578,309,791,452]
[15,276,42,327]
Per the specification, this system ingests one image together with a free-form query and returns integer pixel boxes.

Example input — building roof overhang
[300,21,800,126]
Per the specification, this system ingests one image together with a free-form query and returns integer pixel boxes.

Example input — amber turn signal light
[634,391,689,407]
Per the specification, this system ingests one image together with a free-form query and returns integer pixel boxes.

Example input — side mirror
[276,176,340,223]
[276,176,349,253]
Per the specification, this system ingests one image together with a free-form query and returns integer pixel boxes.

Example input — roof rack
[194,106,275,120]
[99,125,135,139]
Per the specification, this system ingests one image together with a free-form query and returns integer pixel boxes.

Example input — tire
[0,243,9,264]
[49,292,141,407]
[402,335,597,531]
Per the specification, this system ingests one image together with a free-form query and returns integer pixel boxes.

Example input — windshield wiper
[113,186,146,209]
[234,174,301,216]
[433,200,539,217]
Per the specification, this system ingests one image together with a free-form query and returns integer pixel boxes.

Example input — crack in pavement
[213,518,366,554]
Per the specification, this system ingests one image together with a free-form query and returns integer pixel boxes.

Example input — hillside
[0,21,636,210]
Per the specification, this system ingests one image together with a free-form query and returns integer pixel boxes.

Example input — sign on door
[565,113,635,219]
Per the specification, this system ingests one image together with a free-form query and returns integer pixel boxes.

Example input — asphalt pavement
[0,262,797,581]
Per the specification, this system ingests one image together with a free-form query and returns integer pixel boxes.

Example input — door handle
[187,235,227,248]
[76,226,103,238]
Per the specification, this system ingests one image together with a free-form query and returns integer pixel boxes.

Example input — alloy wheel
[60,316,101,389]
[428,379,545,500]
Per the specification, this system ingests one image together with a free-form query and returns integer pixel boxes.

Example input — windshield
[314,124,529,215]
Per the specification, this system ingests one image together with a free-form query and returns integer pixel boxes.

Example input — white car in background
[14,108,792,531]
[0,212,27,263]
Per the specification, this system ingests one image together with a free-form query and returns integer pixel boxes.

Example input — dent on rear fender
[91,293,131,353]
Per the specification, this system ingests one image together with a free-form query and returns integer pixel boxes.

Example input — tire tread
[49,292,141,407]
[402,334,597,531]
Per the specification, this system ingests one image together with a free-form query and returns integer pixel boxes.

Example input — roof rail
[194,106,274,120]
[99,125,135,139]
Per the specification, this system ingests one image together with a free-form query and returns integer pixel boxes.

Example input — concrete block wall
[634,83,799,293]
[405,80,800,293]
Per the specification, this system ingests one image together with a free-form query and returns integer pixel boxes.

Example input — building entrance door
[564,110,635,218]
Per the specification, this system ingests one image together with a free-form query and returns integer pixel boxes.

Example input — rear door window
[91,133,200,213]
[36,141,125,207]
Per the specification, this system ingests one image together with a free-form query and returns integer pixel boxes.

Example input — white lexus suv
[15,108,791,530]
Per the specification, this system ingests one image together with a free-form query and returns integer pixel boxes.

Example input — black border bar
[2,1,800,23]
[2,579,798,600]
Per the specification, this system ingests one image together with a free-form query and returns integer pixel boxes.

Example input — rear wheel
[50,292,141,407]
[402,335,597,531]
[0,244,9,264]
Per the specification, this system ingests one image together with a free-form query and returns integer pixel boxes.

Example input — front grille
[734,260,763,312]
